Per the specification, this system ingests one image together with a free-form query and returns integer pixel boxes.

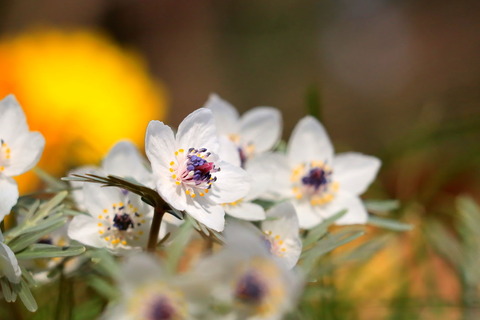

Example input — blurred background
[0,0,480,318]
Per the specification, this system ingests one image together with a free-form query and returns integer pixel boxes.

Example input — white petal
[262,202,299,238]
[333,152,381,195]
[185,196,225,232]
[323,192,369,225]
[83,184,123,217]
[68,214,105,248]
[121,254,163,291]
[0,242,21,283]
[240,107,282,154]
[210,161,250,204]
[176,108,219,153]
[204,93,240,135]
[68,166,103,211]
[293,200,323,229]
[4,131,45,177]
[0,95,28,144]
[155,174,189,212]
[287,116,334,166]
[245,153,278,200]
[0,178,18,221]
[225,201,266,221]
[145,120,176,177]
[218,137,241,167]
[256,153,292,201]
[102,140,153,187]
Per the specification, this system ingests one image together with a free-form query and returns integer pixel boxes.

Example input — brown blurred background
[2,0,479,153]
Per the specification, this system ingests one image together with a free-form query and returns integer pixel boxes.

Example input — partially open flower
[145,108,250,232]
[0,95,45,219]
[204,94,281,167]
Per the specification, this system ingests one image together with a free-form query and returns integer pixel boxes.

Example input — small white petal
[323,192,369,225]
[0,95,28,144]
[209,161,250,204]
[263,202,300,238]
[0,178,18,221]
[176,108,219,153]
[68,166,103,211]
[4,131,45,177]
[245,153,278,200]
[68,214,105,248]
[0,242,21,283]
[218,137,241,167]
[145,120,176,176]
[103,140,153,187]
[83,184,123,218]
[333,152,381,195]
[204,93,240,135]
[256,153,292,201]
[225,201,266,221]
[287,116,334,166]
[185,196,225,232]
[240,107,282,154]
[293,200,323,229]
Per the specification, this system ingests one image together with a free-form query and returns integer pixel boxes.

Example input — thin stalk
[147,206,165,252]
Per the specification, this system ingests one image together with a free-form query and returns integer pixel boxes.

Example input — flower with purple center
[261,116,381,229]
[145,108,250,232]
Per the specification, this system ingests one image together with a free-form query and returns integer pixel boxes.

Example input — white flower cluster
[0,93,384,319]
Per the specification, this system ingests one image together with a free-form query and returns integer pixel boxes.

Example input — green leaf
[303,210,347,247]
[16,244,85,259]
[368,216,413,231]
[166,219,194,273]
[426,220,463,271]
[33,167,68,190]
[364,199,400,213]
[86,276,119,300]
[0,278,16,302]
[17,278,38,312]
[7,218,67,252]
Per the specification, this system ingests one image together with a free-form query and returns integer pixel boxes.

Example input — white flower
[194,222,303,320]
[0,95,45,220]
[261,202,302,269]
[145,108,250,232]
[68,184,155,255]
[69,140,153,210]
[264,116,381,229]
[204,94,282,166]
[0,230,21,284]
[102,254,198,320]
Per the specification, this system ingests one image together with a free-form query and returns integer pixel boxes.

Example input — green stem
[147,206,165,252]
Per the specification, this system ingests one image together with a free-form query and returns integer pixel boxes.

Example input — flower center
[169,148,220,198]
[263,231,287,257]
[291,161,339,206]
[97,197,147,247]
[235,271,267,305]
[148,296,177,320]
[130,284,188,320]
[0,139,11,172]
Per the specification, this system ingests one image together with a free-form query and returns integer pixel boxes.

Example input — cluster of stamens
[97,198,146,247]
[235,270,266,305]
[0,139,11,172]
[169,148,220,198]
[131,284,188,320]
[263,231,287,257]
[291,161,339,206]
[228,133,255,167]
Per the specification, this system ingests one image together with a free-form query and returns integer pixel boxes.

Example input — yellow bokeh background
[0,29,167,193]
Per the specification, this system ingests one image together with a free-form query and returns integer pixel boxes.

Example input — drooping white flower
[204,94,282,166]
[69,140,153,210]
[261,202,302,269]
[263,116,381,229]
[145,108,250,232]
[68,184,155,255]
[101,254,199,320]
[0,95,45,220]
[194,222,303,320]
[0,230,21,284]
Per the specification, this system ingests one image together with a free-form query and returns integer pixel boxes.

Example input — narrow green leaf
[368,216,413,231]
[364,199,400,213]
[426,220,463,271]
[166,219,194,273]
[16,244,85,259]
[7,218,67,252]
[303,210,347,247]
[17,278,38,312]
[86,276,119,300]
[33,167,67,190]
[0,278,16,302]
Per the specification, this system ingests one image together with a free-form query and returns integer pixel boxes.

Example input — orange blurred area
[0,29,167,193]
